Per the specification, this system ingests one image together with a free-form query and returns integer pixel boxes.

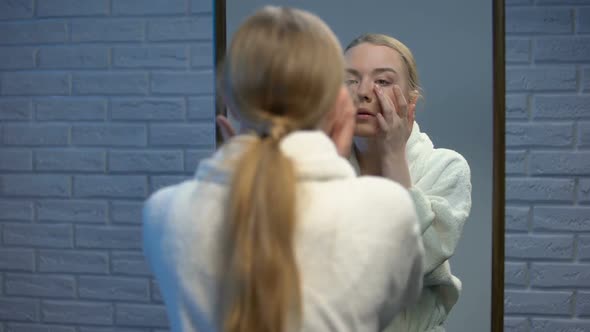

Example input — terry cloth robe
[142,130,425,332]
[350,121,472,332]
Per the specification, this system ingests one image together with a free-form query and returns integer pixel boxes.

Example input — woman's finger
[393,85,409,119]
[376,112,388,131]
[374,85,397,124]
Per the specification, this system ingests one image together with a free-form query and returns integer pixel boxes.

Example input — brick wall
[0,0,215,330]
[505,0,590,331]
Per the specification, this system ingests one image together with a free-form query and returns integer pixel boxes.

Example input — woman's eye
[375,79,391,86]
[345,79,358,85]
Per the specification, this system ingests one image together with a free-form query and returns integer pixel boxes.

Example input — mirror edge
[492,0,506,331]
[214,0,227,148]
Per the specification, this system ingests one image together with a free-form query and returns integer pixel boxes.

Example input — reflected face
[344,43,410,137]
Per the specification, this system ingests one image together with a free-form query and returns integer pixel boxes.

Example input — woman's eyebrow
[372,67,398,75]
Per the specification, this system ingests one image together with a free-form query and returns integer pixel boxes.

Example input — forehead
[344,43,404,73]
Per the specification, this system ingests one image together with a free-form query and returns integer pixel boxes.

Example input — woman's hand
[373,84,415,188]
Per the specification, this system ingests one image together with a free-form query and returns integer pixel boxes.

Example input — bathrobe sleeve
[408,149,472,276]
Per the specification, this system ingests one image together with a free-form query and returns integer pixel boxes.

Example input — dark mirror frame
[213,1,505,330]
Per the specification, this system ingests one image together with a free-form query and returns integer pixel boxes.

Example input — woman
[344,34,472,332]
[143,8,424,332]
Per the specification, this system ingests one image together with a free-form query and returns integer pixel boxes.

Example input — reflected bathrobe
[142,131,425,332]
[351,122,472,332]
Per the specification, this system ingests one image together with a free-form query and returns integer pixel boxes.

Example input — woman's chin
[354,123,378,137]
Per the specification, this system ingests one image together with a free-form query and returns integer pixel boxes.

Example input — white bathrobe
[350,122,472,332]
[142,131,425,332]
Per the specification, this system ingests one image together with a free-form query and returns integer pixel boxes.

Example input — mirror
[218,0,505,331]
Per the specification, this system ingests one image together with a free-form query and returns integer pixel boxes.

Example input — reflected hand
[374,84,414,155]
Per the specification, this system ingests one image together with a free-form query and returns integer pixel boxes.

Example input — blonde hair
[217,6,344,332]
[345,33,421,100]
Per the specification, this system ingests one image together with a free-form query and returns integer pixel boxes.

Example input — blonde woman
[143,8,424,332]
[344,34,472,332]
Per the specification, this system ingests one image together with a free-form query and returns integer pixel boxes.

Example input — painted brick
[504,290,572,315]
[0,149,32,171]
[149,124,214,147]
[504,317,529,332]
[580,236,590,260]
[42,301,113,325]
[530,151,590,175]
[74,175,147,198]
[530,319,590,332]
[578,178,590,203]
[535,37,590,62]
[5,323,75,332]
[506,150,526,175]
[192,0,212,13]
[0,298,39,322]
[580,8,590,33]
[506,8,572,34]
[37,0,108,17]
[73,73,148,96]
[116,304,169,327]
[506,0,532,4]
[534,206,590,231]
[111,252,151,276]
[111,201,143,224]
[2,124,69,146]
[112,0,185,15]
[533,95,590,119]
[148,17,213,41]
[38,250,108,274]
[0,249,34,271]
[506,67,576,92]
[0,174,71,197]
[0,21,67,44]
[578,121,590,147]
[191,43,213,68]
[79,276,149,301]
[111,98,185,120]
[78,328,144,332]
[505,262,528,287]
[72,124,146,147]
[530,263,590,287]
[0,99,32,120]
[506,123,573,147]
[506,206,529,231]
[505,178,575,202]
[151,71,214,95]
[38,46,109,69]
[578,291,590,316]
[71,19,144,42]
[150,175,189,193]
[109,150,183,172]
[187,96,214,120]
[0,47,35,69]
[506,94,528,119]
[5,274,75,298]
[113,46,188,68]
[36,149,106,172]
[0,0,33,19]
[0,200,33,221]
[506,39,530,63]
[505,234,573,259]
[185,150,211,172]
[3,223,72,248]
[36,199,107,223]
[76,226,142,249]
[35,98,107,121]
[1,72,69,96]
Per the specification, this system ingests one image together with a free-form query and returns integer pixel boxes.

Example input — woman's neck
[353,137,382,176]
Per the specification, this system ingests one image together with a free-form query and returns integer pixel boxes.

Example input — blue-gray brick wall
[505,0,590,331]
[0,0,215,330]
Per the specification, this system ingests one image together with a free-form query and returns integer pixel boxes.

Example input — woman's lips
[356,108,375,120]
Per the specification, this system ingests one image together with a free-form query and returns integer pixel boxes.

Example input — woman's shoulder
[143,179,197,226]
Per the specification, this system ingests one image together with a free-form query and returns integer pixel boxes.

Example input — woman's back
[143,131,424,332]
